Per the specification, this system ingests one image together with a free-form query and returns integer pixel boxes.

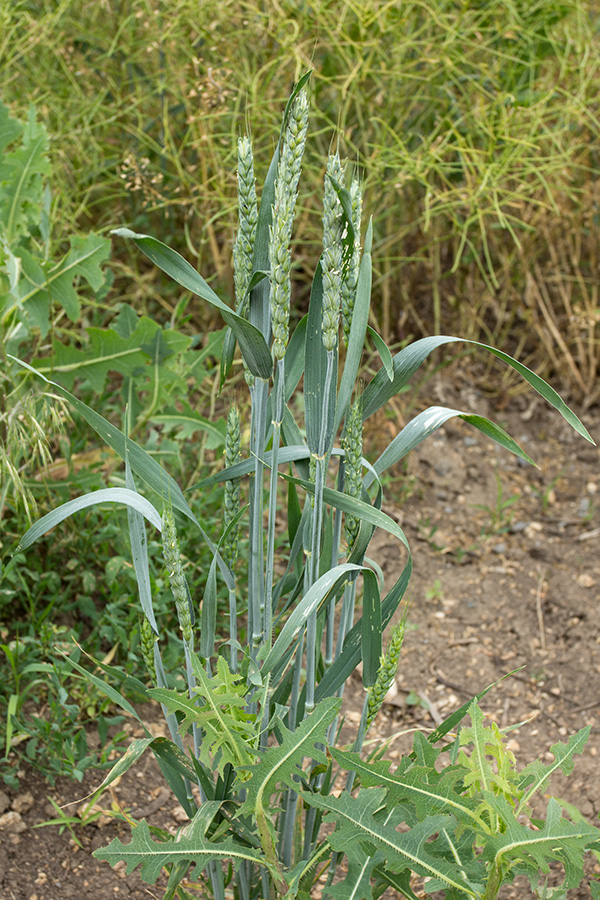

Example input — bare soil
[1,374,599,899]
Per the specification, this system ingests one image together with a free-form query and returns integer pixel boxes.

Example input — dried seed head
[162,507,192,642]
[321,154,345,352]
[366,616,406,731]
[341,177,362,346]
[269,88,309,360]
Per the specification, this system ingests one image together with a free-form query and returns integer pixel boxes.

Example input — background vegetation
[2,0,600,396]
[1,0,600,786]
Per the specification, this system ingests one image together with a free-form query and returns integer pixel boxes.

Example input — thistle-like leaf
[33,315,188,393]
[0,105,50,242]
[149,655,257,774]
[331,749,479,829]
[483,796,600,892]
[302,787,478,897]
[239,696,341,817]
[516,726,591,814]
[93,817,267,883]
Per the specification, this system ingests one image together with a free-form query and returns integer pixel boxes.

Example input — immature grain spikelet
[223,404,241,568]
[321,153,345,352]
[233,136,258,314]
[139,614,157,684]
[343,396,363,551]
[366,615,406,731]
[269,88,309,360]
[162,508,192,642]
[341,177,362,346]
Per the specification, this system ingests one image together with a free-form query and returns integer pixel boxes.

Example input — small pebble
[463,437,477,447]
[0,810,27,833]
[492,543,506,555]
[11,791,34,814]
[578,497,590,517]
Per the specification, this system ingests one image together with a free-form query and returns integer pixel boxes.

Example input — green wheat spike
[162,507,192,642]
[366,614,406,732]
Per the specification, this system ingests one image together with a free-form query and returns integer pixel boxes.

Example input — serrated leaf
[93,818,266,883]
[33,315,188,393]
[0,101,23,157]
[302,788,477,896]
[331,749,480,828]
[240,696,341,818]
[326,841,382,900]
[517,726,591,815]
[484,796,600,892]
[0,105,50,242]
[149,655,257,774]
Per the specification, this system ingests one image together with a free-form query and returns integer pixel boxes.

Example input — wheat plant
[14,74,599,900]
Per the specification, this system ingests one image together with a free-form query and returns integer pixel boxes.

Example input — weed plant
[14,78,600,899]
[2,0,600,396]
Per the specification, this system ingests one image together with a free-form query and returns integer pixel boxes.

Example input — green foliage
[328,708,597,899]
[14,77,597,900]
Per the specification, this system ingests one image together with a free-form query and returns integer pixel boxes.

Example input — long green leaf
[112,229,273,379]
[281,473,410,552]
[305,263,337,454]
[361,569,382,688]
[361,336,594,443]
[365,405,535,490]
[10,358,198,524]
[18,488,162,550]
[125,459,158,634]
[315,558,412,702]
[263,564,362,676]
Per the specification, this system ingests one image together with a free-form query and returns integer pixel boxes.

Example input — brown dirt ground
[1,373,599,900]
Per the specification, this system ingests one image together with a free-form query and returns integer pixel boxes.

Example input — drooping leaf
[9,358,199,526]
[18,487,162,550]
[361,335,594,444]
[365,406,535,491]
[112,229,273,379]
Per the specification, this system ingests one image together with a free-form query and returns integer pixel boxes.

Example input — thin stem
[228,585,238,674]
[306,350,335,713]
[249,379,268,658]
[265,359,284,648]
